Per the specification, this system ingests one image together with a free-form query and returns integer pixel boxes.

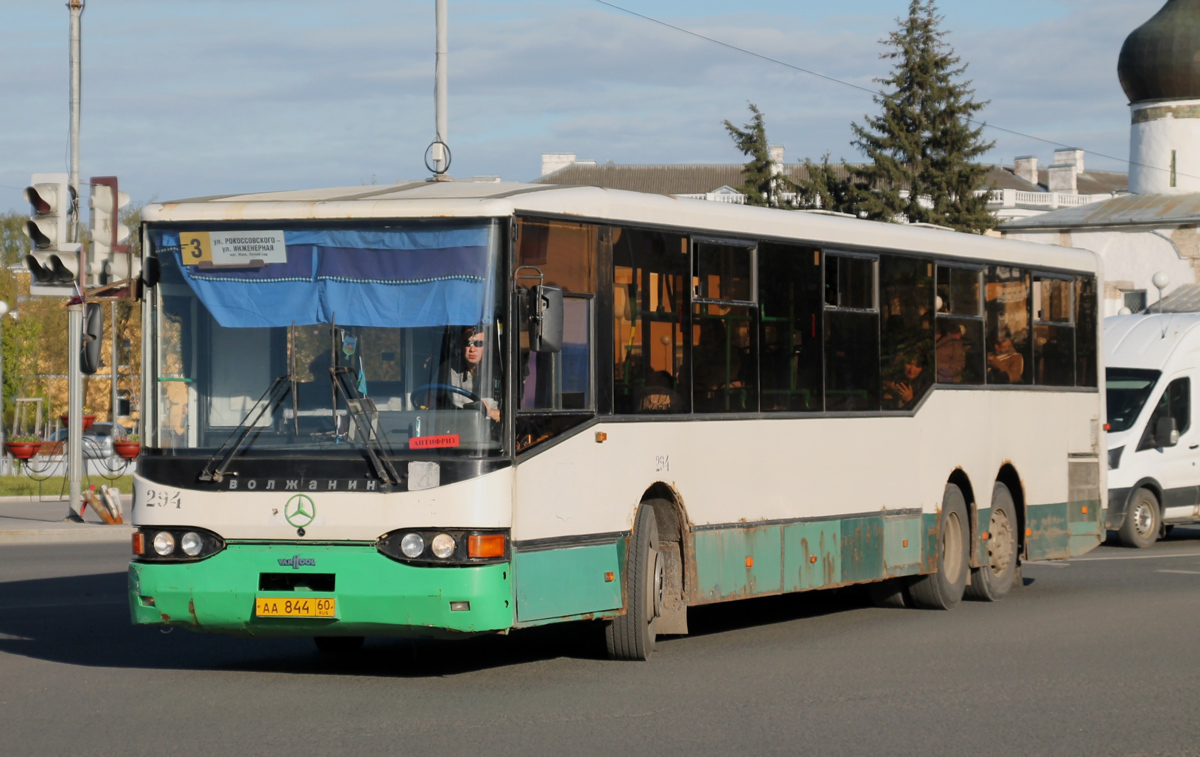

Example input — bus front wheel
[908,483,968,610]
[605,504,662,661]
[1118,487,1160,549]
[965,482,1018,601]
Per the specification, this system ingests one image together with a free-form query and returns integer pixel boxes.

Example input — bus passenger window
[1075,275,1098,388]
[758,243,823,412]
[985,266,1031,385]
[1033,276,1074,386]
[880,255,934,410]
[824,252,879,411]
[612,227,690,415]
[935,265,984,385]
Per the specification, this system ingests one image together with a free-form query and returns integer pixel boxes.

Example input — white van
[1105,313,1200,547]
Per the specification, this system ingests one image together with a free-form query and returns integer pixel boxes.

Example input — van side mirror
[1156,416,1180,447]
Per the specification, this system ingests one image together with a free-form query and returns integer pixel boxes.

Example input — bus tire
[1118,487,1160,549]
[605,504,662,661]
[965,482,1018,602]
[908,483,968,611]
[314,636,364,655]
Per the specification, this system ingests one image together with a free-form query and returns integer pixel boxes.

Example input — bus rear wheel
[1118,487,1160,549]
[965,482,1018,602]
[908,483,968,610]
[605,503,662,661]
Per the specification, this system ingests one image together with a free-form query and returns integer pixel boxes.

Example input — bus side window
[935,265,985,385]
[985,266,1031,385]
[1033,275,1075,386]
[824,252,879,411]
[612,227,690,415]
[1075,274,1099,388]
[758,243,823,412]
[880,255,934,410]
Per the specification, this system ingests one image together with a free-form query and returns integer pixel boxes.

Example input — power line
[594,0,1170,179]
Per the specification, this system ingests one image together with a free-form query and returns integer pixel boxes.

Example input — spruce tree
[723,103,777,207]
[792,153,861,215]
[850,0,996,232]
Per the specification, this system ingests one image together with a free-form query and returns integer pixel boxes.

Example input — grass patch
[0,475,133,496]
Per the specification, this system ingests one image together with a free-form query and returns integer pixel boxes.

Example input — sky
[0,0,1167,214]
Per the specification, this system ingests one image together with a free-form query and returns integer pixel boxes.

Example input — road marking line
[1063,552,1200,563]
[1156,569,1200,575]
[0,598,126,612]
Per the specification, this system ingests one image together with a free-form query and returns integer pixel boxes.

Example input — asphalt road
[2,531,1200,756]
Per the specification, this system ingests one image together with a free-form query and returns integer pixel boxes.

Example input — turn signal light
[132,532,144,555]
[468,534,506,558]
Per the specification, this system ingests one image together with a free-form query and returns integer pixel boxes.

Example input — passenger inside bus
[883,352,930,410]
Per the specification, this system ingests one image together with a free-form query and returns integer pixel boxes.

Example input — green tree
[792,153,862,215]
[723,103,778,207]
[850,0,996,232]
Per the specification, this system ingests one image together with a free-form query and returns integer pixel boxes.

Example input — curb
[0,526,132,545]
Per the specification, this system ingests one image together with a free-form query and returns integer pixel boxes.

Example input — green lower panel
[128,544,513,638]
[513,544,624,623]
[883,515,922,576]
[840,516,884,584]
[1026,502,1069,560]
[692,526,783,601]
[782,521,841,591]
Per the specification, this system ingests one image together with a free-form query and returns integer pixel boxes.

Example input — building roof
[536,162,1126,197]
[1156,284,1200,313]
[1001,191,1200,230]
[1118,0,1200,103]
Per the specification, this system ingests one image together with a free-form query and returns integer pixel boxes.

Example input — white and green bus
[129,180,1105,660]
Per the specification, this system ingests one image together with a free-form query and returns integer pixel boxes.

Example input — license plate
[255,597,336,618]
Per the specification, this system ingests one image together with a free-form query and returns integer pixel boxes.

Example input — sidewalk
[0,495,133,545]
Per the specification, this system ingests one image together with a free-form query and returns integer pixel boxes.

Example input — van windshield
[1106,368,1160,433]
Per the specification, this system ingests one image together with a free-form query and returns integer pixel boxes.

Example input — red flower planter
[61,414,97,431]
[113,441,141,460]
[5,442,39,460]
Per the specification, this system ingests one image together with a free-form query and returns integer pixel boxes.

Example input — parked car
[51,422,129,459]
[1106,313,1200,547]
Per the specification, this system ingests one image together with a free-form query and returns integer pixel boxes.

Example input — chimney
[1048,163,1078,195]
[541,153,577,177]
[1013,156,1038,185]
[768,145,785,176]
[1053,148,1084,173]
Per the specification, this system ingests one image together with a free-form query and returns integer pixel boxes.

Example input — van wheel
[965,483,1018,601]
[1118,488,1160,549]
[605,504,661,661]
[908,483,968,610]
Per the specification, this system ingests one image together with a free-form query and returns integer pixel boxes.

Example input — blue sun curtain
[150,225,495,329]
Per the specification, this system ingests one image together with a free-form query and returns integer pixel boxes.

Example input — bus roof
[1105,313,1200,370]
[142,179,1099,274]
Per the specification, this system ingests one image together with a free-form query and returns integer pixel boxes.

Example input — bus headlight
[376,529,509,566]
[431,533,456,559]
[134,527,225,562]
[400,533,425,558]
[153,532,175,556]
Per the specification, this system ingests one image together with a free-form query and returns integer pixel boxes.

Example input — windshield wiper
[329,364,402,488]
[200,375,291,483]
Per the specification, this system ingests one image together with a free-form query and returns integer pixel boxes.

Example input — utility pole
[66,0,86,521]
[432,0,449,176]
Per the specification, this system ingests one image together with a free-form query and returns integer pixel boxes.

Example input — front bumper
[1106,488,1130,530]
[128,543,514,638]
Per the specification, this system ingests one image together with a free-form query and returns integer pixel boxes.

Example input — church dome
[1118,0,1200,103]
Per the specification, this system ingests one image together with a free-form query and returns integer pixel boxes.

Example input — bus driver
[449,326,501,422]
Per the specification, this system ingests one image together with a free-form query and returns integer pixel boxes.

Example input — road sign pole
[66,302,84,520]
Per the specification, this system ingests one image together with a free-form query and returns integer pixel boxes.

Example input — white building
[1002,0,1200,315]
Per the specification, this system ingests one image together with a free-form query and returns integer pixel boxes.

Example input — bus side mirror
[529,285,563,353]
[1156,416,1180,447]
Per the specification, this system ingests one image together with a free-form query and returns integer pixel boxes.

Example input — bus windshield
[1105,367,1160,433]
[147,220,506,458]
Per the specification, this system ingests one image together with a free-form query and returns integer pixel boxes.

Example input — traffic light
[88,176,133,285]
[23,173,81,292]
[23,173,71,250]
